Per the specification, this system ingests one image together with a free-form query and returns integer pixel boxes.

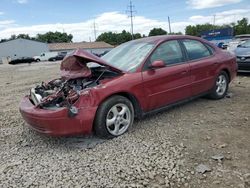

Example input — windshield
[240,40,250,48]
[101,40,155,72]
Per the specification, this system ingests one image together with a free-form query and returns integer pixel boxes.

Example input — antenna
[126,0,136,40]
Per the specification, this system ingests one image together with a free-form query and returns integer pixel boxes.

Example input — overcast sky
[0,0,250,42]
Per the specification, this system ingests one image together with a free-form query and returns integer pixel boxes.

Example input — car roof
[132,35,206,44]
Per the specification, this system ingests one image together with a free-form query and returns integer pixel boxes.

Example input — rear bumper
[19,96,97,136]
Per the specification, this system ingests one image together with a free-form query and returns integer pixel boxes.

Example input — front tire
[94,95,134,139]
[208,71,229,99]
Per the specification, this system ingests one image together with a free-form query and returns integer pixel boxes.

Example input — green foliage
[148,28,167,36]
[185,23,224,36]
[133,33,142,39]
[0,39,7,43]
[117,30,133,44]
[233,18,250,35]
[0,31,73,43]
[169,32,183,35]
[96,32,119,45]
[185,18,250,36]
[10,34,17,40]
[96,30,142,45]
[36,31,73,43]
[17,34,31,40]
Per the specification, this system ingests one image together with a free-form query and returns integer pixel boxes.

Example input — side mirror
[149,60,165,69]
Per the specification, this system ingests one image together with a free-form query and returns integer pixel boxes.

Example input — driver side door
[142,40,191,111]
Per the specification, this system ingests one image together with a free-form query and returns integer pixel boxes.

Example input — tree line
[185,18,250,37]
[0,31,73,43]
[96,28,182,45]
[0,28,178,45]
[1,17,249,45]
[98,17,250,45]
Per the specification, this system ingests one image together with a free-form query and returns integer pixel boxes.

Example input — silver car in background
[234,39,250,71]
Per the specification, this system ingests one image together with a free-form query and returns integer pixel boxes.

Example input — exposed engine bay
[30,66,119,110]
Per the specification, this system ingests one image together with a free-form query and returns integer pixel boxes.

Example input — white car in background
[227,34,250,52]
[33,52,58,62]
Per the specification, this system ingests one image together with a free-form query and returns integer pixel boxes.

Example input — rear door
[142,40,191,111]
[181,39,218,96]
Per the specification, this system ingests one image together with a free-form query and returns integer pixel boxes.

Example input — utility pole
[61,24,65,33]
[93,21,97,41]
[126,0,136,40]
[213,14,216,26]
[213,14,216,36]
[168,16,172,34]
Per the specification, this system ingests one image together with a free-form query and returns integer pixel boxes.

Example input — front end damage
[20,49,122,136]
[29,49,121,115]
[30,77,95,116]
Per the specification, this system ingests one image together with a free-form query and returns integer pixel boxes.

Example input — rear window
[182,39,211,61]
[241,40,250,48]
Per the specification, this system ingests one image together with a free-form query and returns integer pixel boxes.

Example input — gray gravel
[0,130,186,187]
[0,62,249,187]
[0,62,187,187]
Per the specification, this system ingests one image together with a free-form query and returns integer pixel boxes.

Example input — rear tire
[208,71,229,99]
[94,95,134,139]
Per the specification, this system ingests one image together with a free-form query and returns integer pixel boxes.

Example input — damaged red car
[19,35,237,138]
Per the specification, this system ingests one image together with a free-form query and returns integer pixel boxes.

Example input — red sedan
[19,35,237,138]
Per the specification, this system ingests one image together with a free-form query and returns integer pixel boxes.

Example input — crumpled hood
[234,47,250,56]
[60,49,122,79]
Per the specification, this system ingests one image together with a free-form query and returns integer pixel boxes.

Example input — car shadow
[56,135,107,150]
[21,128,107,150]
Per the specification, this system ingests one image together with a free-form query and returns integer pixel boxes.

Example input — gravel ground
[0,62,249,188]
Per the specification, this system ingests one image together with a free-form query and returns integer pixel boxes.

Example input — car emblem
[241,57,246,60]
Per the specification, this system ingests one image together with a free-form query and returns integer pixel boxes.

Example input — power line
[126,0,136,40]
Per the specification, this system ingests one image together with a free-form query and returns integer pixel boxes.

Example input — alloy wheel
[106,103,132,136]
[216,74,227,96]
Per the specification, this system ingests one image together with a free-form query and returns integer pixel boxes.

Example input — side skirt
[141,91,211,118]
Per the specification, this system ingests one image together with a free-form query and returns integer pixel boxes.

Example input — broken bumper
[19,96,97,136]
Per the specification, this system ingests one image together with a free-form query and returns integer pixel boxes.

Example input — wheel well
[102,92,143,119]
[221,68,231,82]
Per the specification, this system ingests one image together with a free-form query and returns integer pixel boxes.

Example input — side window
[205,44,215,54]
[182,40,211,61]
[150,40,185,66]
